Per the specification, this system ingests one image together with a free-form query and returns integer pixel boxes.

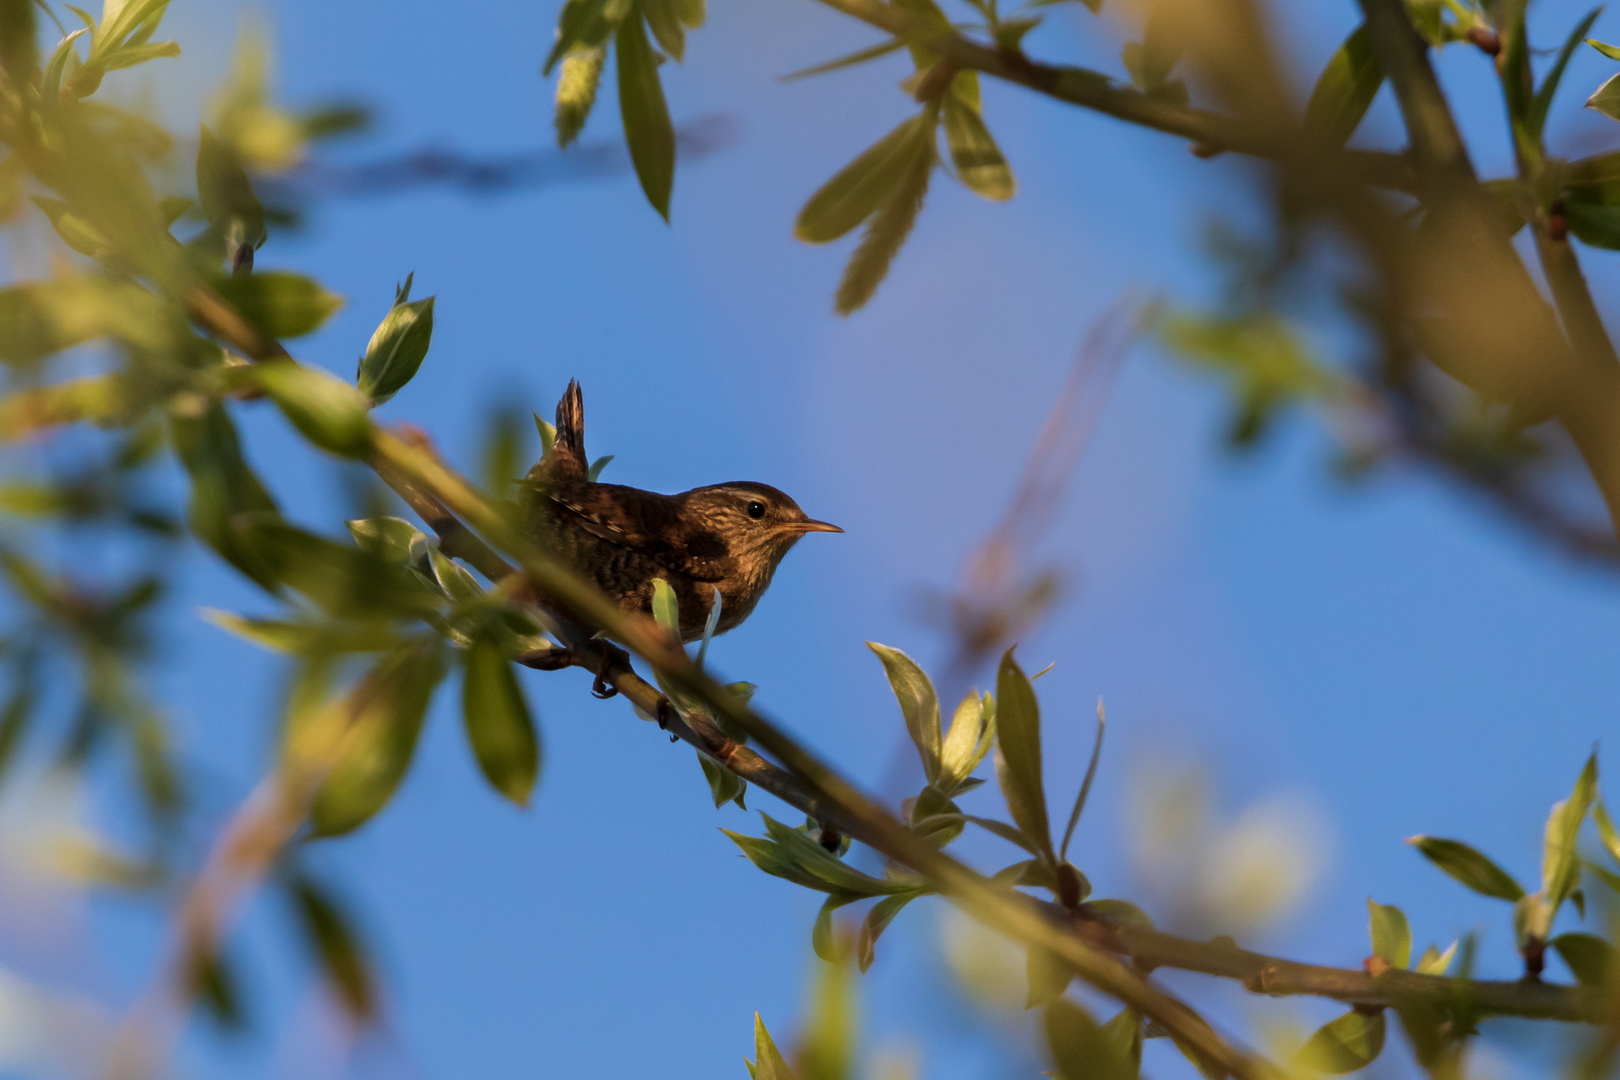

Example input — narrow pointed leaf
[1529,7,1603,138]
[617,13,675,219]
[1303,23,1383,146]
[994,648,1054,862]
[1408,836,1524,901]
[857,892,918,972]
[751,1013,798,1080]
[1060,700,1104,861]
[796,113,930,243]
[834,123,932,315]
[357,294,434,405]
[813,894,857,962]
[1544,752,1598,909]
[462,631,541,805]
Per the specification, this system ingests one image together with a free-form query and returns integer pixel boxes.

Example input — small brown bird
[522,381,842,651]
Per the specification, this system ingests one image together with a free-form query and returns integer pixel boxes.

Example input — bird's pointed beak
[792,518,844,534]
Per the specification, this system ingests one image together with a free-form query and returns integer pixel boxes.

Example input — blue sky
[11,1,1620,1078]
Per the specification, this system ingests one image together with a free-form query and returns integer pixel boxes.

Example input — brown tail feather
[552,379,587,472]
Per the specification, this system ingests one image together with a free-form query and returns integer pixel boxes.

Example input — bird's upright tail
[552,379,587,472]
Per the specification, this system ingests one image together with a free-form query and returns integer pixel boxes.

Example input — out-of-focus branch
[806,0,1416,191]
[266,115,738,200]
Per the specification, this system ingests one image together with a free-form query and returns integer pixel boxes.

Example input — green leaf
[0,0,38,82]
[1590,861,1620,893]
[0,278,172,366]
[188,948,246,1029]
[919,812,1035,853]
[1407,836,1524,901]
[1551,932,1614,986]
[250,522,442,619]
[0,680,35,784]
[801,943,855,1080]
[204,611,402,656]
[938,690,993,794]
[866,642,941,785]
[42,28,88,107]
[781,37,907,82]
[169,402,281,588]
[256,359,372,456]
[213,272,343,340]
[1413,940,1456,975]
[309,641,443,835]
[427,546,486,607]
[346,517,426,564]
[1528,8,1603,139]
[856,892,917,972]
[1099,1009,1143,1078]
[652,576,681,640]
[643,0,685,61]
[994,648,1054,863]
[833,117,933,315]
[698,749,747,809]
[1045,998,1135,1080]
[1026,944,1071,1008]
[796,113,932,243]
[617,12,675,219]
[749,1013,798,1080]
[813,894,857,962]
[1588,37,1620,61]
[1367,899,1411,969]
[101,38,178,70]
[534,411,557,453]
[587,454,615,482]
[1587,71,1620,122]
[357,293,434,405]
[196,123,266,253]
[1297,1011,1386,1074]
[1597,801,1620,865]
[942,95,1013,201]
[760,812,915,895]
[1563,198,1620,249]
[289,875,375,1021]
[1543,752,1598,910]
[1085,898,1154,929]
[32,195,110,255]
[461,630,541,805]
[555,45,606,147]
[1304,24,1384,146]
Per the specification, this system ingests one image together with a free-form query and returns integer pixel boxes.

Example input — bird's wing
[545,485,728,582]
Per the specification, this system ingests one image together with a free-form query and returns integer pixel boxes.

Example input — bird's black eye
[746,500,766,520]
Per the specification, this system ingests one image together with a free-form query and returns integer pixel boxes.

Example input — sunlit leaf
[346,517,426,564]
[1587,37,1620,61]
[834,117,933,314]
[256,359,371,456]
[357,292,434,406]
[749,1012,798,1080]
[1413,940,1456,975]
[866,642,941,784]
[1297,1011,1386,1074]
[1367,899,1411,969]
[309,637,446,837]
[196,123,266,254]
[1586,72,1620,122]
[1543,752,1597,911]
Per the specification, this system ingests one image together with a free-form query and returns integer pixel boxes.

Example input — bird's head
[682,482,842,567]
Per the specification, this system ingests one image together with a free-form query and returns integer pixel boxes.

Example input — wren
[521,380,841,653]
